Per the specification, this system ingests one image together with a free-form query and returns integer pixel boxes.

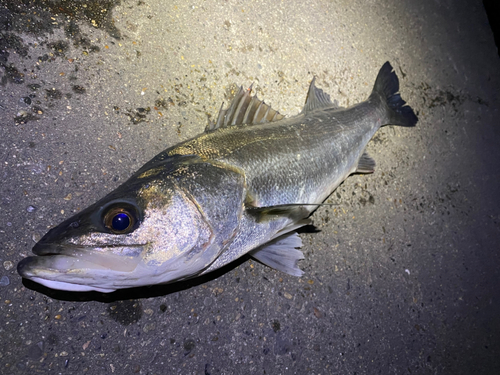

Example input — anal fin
[356,152,376,173]
[250,232,304,277]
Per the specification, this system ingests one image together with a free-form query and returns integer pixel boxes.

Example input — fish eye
[103,207,135,234]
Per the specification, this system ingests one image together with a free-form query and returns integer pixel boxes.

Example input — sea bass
[17,62,417,293]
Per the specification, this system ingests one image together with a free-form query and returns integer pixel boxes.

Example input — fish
[17,62,417,293]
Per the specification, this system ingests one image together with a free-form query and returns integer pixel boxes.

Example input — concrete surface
[1,0,499,374]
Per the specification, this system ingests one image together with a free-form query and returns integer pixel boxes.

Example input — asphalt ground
[1,0,499,374]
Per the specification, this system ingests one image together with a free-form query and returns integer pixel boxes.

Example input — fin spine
[207,85,285,132]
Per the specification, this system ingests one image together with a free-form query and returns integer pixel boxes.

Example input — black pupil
[112,212,130,231]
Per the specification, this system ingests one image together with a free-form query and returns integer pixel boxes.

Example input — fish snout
[17,256,38,278]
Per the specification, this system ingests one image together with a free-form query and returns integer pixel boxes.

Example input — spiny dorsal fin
[206,85,285,132]
[301,77,338,113]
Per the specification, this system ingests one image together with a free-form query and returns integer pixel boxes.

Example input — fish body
[17,62,417,292]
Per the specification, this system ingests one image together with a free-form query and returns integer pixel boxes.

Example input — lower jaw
[18,252,143,292]
[29,276,117,293]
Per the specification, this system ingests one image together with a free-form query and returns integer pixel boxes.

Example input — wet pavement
[1,0,499,374]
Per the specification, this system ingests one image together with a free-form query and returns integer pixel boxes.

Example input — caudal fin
[372,62,418,127]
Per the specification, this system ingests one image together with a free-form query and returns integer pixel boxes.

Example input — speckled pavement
[1,0,499,374]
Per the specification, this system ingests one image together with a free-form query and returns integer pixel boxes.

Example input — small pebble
[0,276,10,286]
[143,323,155,333]
[3,261,13,271]
[313,307,323,318]
[26,205,37,213]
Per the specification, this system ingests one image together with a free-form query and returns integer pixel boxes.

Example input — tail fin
[372,62,418,127]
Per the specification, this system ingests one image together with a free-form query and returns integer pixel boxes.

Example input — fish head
[17,169,218,293]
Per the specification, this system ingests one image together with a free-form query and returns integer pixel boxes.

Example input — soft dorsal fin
[301,77,338,113]
[206,85,285,131]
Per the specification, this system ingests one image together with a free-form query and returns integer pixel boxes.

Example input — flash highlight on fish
[17,62,417,293]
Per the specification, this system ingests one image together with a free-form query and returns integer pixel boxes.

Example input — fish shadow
[297,224,321,234]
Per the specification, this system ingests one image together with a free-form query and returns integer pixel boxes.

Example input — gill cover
[18,155,247,292]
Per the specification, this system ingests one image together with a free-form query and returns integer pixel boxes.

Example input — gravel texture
[1,0,499,374]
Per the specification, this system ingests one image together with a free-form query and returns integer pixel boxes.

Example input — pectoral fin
[250,232,304,276]
[246,203,312,222]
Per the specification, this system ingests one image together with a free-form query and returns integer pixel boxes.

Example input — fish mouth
[18,243,145,293]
